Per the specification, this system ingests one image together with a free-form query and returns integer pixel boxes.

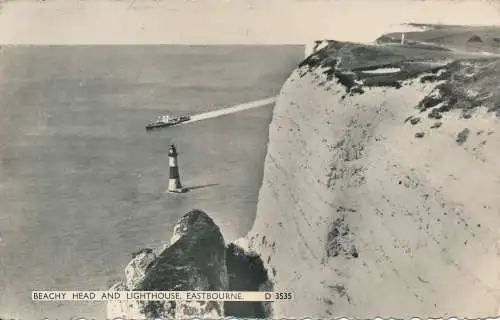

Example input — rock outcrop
[108,209,270,319]
[224,243,271,318]
[108,209,228,319]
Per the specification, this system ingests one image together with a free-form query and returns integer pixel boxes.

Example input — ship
[145,114,191,130]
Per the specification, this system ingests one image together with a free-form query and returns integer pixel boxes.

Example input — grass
[378,24,500,53]
[300,26,500,118]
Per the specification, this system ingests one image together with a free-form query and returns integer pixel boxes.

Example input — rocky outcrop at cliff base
[108,210,227,319]
[107,209,270,319]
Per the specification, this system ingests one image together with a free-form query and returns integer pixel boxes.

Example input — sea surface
[0,45,303,319]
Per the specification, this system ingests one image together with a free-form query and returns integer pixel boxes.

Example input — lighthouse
[167,144,187,193]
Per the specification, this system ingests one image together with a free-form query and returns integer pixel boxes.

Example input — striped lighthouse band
[166,143,186,193]
[169,163,180,180]
[169,155,178,168]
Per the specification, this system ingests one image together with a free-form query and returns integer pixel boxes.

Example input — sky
[0,0,499,45]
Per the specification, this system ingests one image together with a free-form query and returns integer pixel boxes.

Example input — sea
[0,45,303,319]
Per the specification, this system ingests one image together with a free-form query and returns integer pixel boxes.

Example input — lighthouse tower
[167,144,187,193]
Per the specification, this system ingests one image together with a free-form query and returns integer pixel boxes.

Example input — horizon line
[0,43,306,46]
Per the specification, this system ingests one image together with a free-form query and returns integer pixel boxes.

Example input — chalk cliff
[242,25,500,319]
[109,24,500,319]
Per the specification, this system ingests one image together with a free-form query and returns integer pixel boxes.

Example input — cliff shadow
[184,183,219,191]
[224,243,273,318]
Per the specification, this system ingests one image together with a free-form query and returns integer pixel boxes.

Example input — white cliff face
[305,40,331,58]
[245,66,500,318]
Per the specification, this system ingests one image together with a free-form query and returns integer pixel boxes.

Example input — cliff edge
[242,25,500,319]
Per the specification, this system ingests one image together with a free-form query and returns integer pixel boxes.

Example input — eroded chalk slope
[244,39,500,319]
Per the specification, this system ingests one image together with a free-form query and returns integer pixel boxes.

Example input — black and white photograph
[2,0,500,319]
